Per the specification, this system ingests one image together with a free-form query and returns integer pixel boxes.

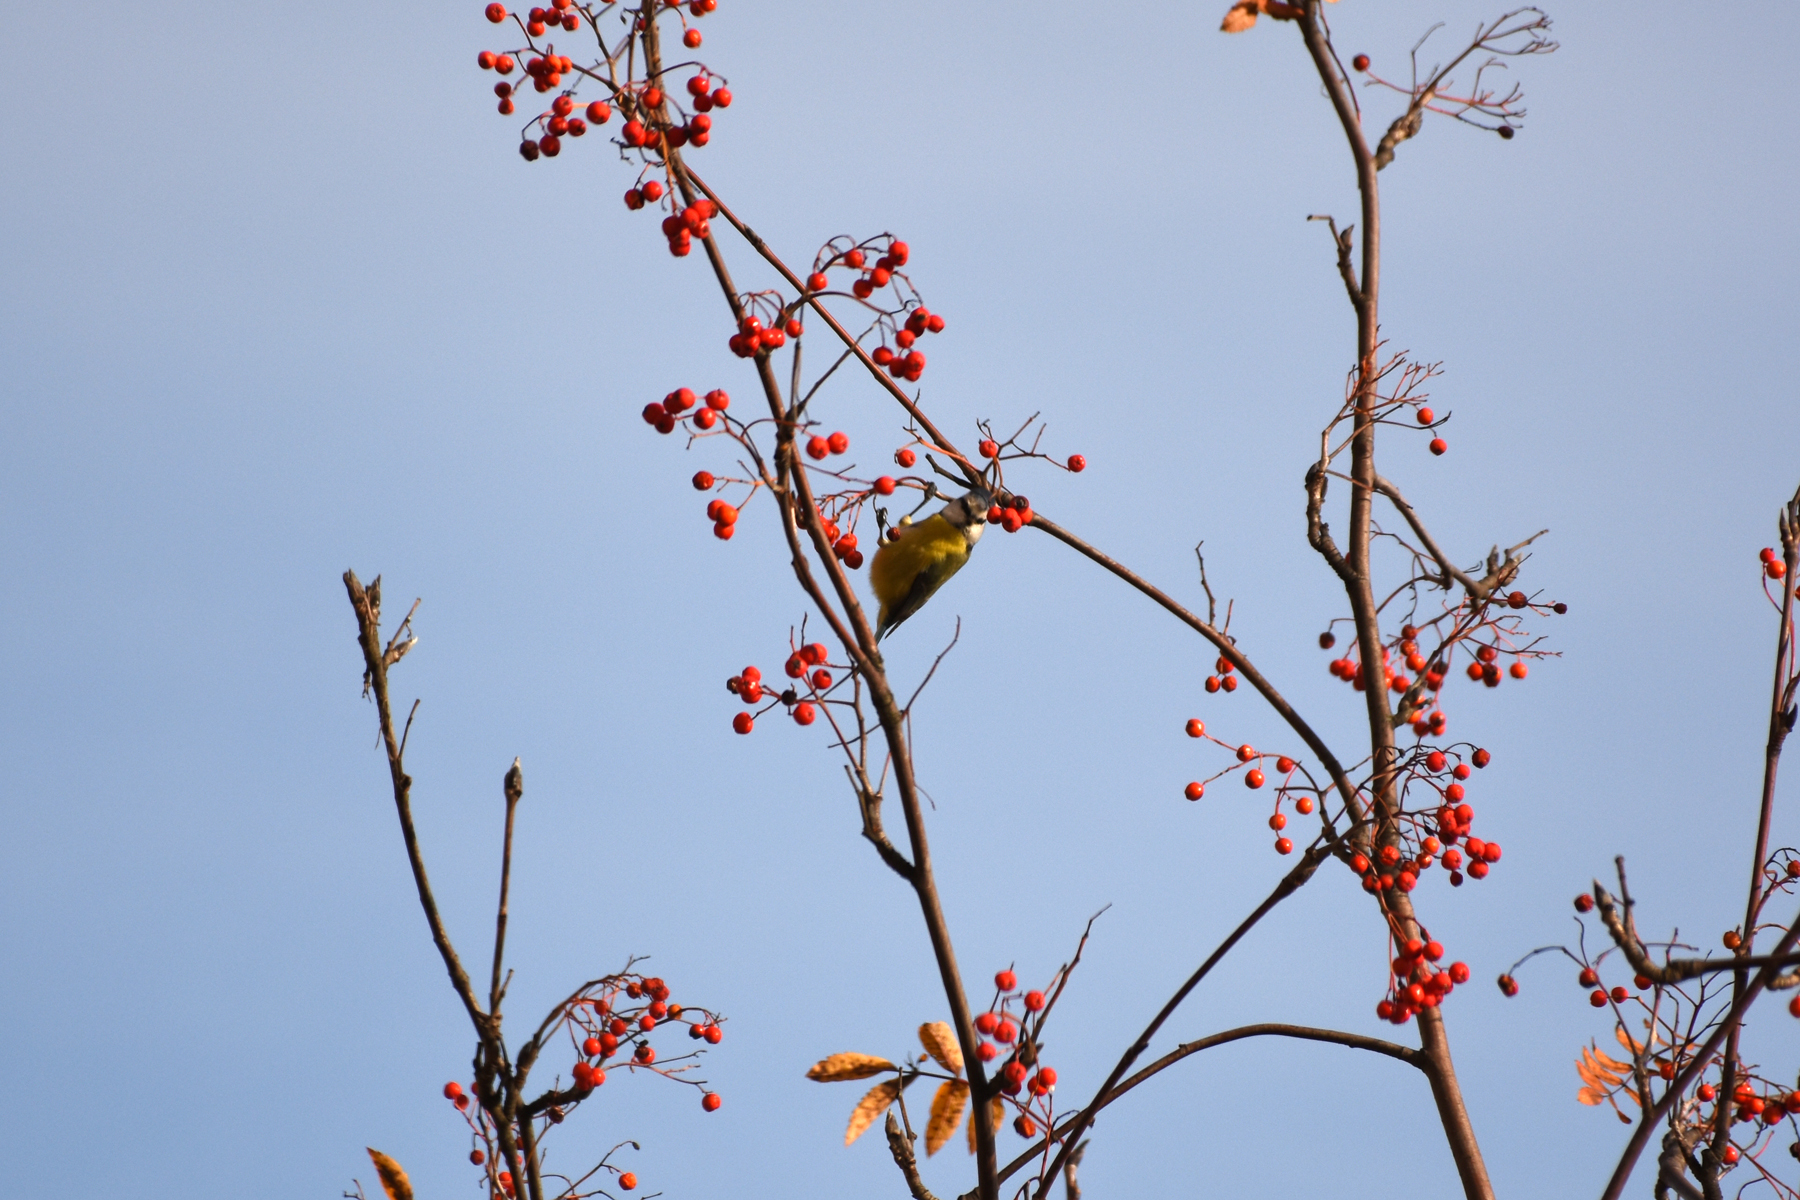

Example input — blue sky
[4,2,1798,1197]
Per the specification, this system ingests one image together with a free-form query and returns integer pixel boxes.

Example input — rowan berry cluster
[976,969,1064,1140]
[1373,934,1472,1026]
[725,639,847,734]
[1178,717,1311,855]
[478,0,733,213]
[1762,546,1793,582]
[442,969,723,1199]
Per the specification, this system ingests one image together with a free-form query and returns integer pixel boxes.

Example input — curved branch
[1019,847,1330,1194]
[997,1021,1421,1188]
[1029,514,1365,831]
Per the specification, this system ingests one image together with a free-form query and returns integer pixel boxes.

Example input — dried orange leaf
[970,1096,1005,1154]
[808,1053,898,1082]
[925,1079,970,1156]
[1220,1,1258,32]
[365,1149,413,1200]
[1576,1045,1630,1096]
[918,1022,963,1076]
[1577,1086,1607,1107]
[846,1079,902,1146]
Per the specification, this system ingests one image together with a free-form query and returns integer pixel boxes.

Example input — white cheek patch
[965,521,985,546]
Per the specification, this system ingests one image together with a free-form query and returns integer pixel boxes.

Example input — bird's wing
[877,546,969,640]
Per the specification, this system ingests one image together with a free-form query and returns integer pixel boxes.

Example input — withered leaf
[925,1079,970,1156]
[970,1096,1005,1154]
[918,1022,963,1076]
[365,1149,413,1200]
[846,1078,902,1146]
[1220,0,1259,32]
[807,1052,898,1082]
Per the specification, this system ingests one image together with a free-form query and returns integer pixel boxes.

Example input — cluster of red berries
[1203,655,1239,695]
[1179,719,1307,853]
[1762,547,1790,580]
[727,642,839,732]
[1373,935,1472,1025]
[1462,638,1528,686]
[481,2,730,163]
[1570,961,1640,1010]
[1324,625,1443,701]
[567,976,725,1089]
[727,311,799,358]
[642,197,717,257]
[1348,747,1497,892]
[986,495,1034,534]
[974,969,1060,1137]
[800,242,935,379]
[643,385,729,437]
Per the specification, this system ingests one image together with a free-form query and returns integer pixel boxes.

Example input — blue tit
[869,490,993,641]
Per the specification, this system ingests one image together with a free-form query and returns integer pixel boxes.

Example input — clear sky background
[4,2,1798,1198]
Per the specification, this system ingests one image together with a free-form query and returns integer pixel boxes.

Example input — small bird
[870,489,992,641]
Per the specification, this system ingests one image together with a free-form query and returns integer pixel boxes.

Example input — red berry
[1066,454,1086,472]
[793,702,816,725]
[1770,561,1789,580]
[1496,974,1518,996]
[683,27,702,46]
[1578,967,1598,987]
[1574,893,1594,912]
[807,272,829,292]
[1761,547,1778,564]
[1275,837,1293,854]
[1185,718,1204,738]
[975,1012,998,1035]
[1023,990,1046,1012]
[486,2,507,20]
[995,969,1017,992]
[978,439,1000,458]
[1471,748,1491,768]
[586,100,611,124]
[731,712,753,734]
[1276,756,1295,774]
[619,1173,638,1191]
[1183,781,1204,801]
[806,436,829,460]
[895,448,917,467]
[444,1081,465,1100]
[704,1025,722,1044]
[1429,438,1447,456]
[642,87,664,108]
[827,431,850,454]
[470,1150,486,1165]
[1352,53,1370,71]
[1245,769,1266,789]
[701,1092,722,1112]
[873,476,896,496]
[1236,744,1256,762]
[711,87,732,107]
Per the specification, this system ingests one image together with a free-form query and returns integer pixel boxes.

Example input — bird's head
[942,489,994,532]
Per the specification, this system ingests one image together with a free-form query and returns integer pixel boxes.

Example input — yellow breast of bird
[870,514,971,617]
